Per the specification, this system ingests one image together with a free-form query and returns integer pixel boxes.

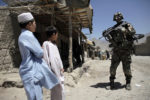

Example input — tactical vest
[110,21,135,52]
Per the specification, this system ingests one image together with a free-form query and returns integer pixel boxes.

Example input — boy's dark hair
[19,19,34,28]
[45,26,57,38]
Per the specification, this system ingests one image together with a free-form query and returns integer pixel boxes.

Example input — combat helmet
[113,12,124,21]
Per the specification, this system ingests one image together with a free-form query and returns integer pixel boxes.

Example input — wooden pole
[67,8,73,72]
[51,6,54,25]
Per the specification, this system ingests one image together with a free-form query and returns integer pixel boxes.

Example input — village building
[135,36,150,56]
[0,0,93,71]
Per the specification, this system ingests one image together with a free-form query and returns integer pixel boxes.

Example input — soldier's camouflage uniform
[109,21,136,85]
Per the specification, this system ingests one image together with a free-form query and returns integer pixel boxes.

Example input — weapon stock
[133,34,144,39]
[133,34,144,42]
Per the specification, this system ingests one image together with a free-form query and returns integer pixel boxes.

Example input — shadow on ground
[90,82,125,90]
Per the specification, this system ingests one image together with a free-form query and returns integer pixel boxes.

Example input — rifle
[100,24,145,54]
[100,26,144,43]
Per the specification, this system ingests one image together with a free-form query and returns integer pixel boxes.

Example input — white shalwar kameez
[43,41,65,100]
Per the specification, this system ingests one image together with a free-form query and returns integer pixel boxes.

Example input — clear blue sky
[0,0,6,6]
[83,0,150,39]
[1,0,150,39]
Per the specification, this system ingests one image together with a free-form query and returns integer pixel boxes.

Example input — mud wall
[135,36,150,56]
[0,8,21,71]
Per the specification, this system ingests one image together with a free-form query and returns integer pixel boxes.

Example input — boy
[18,12,59,100]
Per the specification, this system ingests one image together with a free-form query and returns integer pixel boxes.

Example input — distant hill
[135,33,150,56]
[91,38,110,50]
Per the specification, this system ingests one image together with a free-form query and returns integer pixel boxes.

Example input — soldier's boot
[106,81,115,90]
[106,77,115,90]
[125,79,131,90]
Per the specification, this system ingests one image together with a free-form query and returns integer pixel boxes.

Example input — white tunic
[43,41,65,100]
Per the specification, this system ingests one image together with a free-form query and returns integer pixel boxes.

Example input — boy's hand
[60,68,64,73]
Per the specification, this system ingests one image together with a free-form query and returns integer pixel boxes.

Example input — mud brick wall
[0,8,21,71]
[135,36,150,56]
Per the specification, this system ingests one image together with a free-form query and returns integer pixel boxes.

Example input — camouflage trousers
[110,51,132,81]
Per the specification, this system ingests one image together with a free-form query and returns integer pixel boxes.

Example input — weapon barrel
[135,34,144,40]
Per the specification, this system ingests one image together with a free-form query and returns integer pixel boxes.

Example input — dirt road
[0,56,150,100]
[66,56,150,100]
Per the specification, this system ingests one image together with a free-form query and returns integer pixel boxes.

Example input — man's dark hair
[45,26,57,38]
[19,19,34,28]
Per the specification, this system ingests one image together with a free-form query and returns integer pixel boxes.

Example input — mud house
[135,36,150,56]
[0,0,93,71]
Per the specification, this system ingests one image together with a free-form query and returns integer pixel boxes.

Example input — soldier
[104,12,136,90]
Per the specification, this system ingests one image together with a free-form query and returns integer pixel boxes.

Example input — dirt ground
[0,56,150,100]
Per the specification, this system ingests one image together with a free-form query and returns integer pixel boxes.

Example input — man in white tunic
[43,26,65,100]
[18,12,59,100]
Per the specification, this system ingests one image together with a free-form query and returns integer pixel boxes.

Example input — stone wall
[0,8,21,71]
